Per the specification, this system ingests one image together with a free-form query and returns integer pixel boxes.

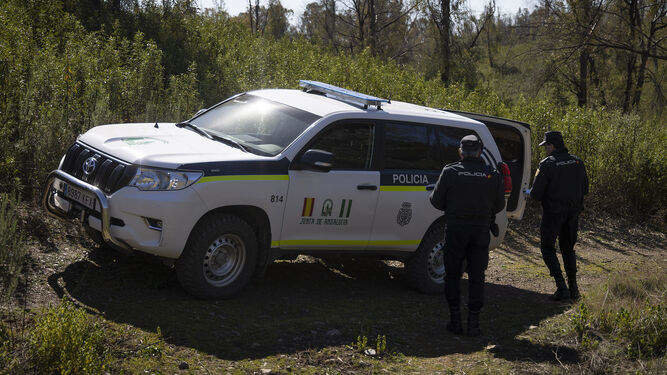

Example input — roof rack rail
[299,80,389,110]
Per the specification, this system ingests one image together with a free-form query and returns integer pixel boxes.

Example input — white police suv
[43,81,531,298]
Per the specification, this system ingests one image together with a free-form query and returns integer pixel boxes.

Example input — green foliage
[570,265,666,361]
[354,334,388,356]
[28,299,112,374]
[0,189,25,304]
[0,0,664,219]
[375,334,387,355]
[355,334,369,352]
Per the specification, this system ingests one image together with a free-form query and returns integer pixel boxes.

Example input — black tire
[405,221,446,294]
[175,213,258,299]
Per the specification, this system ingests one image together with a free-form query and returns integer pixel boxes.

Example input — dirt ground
[11,207,666,374]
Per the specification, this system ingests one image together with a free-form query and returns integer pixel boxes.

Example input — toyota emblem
[82,157,97,175]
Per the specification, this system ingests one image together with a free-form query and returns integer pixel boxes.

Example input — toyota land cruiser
[43,81,531,298]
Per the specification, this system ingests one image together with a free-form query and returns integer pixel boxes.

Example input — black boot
[549,276,570,301]
[466,311,481,337]
[446,307,463,335]
[568,274,580,301]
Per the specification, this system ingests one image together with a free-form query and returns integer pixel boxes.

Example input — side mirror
[300,149,333,172]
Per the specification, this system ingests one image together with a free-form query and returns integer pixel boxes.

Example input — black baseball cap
[460,135,482,152]
[539,131,564,148]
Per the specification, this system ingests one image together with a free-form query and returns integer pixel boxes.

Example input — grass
[0,190,25,305]
[0,210,664,373]
[569,263,666,371]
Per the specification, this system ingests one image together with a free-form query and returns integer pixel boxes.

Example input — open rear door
[445,110,531,219]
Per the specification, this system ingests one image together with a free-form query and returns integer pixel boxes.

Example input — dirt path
[13,208,666,373]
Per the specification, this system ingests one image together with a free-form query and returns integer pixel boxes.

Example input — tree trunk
[255,0,260,35]
[324,0,337,49]
[486,22,495,68]
[632,45,649,108]
[588,56,607,106]
[631,4,659,109]
[577,48,589,107]
[248,0,254,34]
[369,0,377,55]
[355,1,365,51]
[576,0,593,107]
[621,0,639,112]
[622,54,636,112]
[440,0,451,85]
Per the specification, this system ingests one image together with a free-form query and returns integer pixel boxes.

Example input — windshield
[189,94,321,156]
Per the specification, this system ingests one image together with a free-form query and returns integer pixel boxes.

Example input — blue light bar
[299,80,389,109]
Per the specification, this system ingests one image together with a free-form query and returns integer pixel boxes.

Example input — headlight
[129,167,202,191]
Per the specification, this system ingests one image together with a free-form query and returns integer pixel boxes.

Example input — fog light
[144,217,163,231]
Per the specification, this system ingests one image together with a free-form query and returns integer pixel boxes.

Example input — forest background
[0,0,664,222]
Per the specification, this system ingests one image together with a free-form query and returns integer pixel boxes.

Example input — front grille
[60,143,136,194]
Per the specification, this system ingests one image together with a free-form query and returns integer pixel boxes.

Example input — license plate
[54,179,97,211]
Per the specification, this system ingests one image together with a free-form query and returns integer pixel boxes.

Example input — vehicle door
[280,120,380,250]
[447,111,532,219]
[369,122,446,251]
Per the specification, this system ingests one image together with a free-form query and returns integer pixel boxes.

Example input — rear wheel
[405,222,446,294]
[176,214,258,299]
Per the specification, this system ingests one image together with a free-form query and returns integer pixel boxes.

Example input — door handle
[357,184,377,191]
[426,184,435,191]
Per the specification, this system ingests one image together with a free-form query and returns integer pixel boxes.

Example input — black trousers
[540,210,579,280]
[444,224,490,313]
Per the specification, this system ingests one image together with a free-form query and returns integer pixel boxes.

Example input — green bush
[571,265,666,361]
[0,189,25,304]
[28,299,112,374]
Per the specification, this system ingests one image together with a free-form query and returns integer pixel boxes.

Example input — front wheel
[405,222,446,294]
[176,214,258,299]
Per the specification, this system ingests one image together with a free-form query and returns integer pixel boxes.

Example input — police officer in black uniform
[528,131,589,301]
[429,135,505,336]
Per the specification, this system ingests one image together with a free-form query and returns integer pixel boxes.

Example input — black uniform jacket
[531,148,589,213]
[429,157,505,226]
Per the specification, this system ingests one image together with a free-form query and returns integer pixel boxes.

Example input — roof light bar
[299,80,389,110]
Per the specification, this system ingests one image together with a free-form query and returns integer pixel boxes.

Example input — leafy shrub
[28,299,112,374]
[570,265,666,361]
[375,334,387,355]
[0,189,25,304]
[355,334,369,352]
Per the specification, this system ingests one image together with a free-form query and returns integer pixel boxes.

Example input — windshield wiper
[175,122,213,140]
[211,134,249,153]
[177,122,249,153]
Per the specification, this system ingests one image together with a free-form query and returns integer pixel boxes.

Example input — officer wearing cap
[527,131,588,301]
[430,135,505,336]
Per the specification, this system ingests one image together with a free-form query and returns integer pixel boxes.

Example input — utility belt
[448,213,499,237]
[454,214,489,221]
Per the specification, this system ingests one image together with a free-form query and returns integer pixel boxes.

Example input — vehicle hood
[78,123,266,169]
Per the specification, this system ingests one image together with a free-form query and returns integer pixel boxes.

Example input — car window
[383,122,440,171]
[307,123,374,170]
[190,94,320,156]
[436,126,476,165]
[487,125,522,163]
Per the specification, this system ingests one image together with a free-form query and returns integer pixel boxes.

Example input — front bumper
[42,169,207,258]
[43,169,130,251]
